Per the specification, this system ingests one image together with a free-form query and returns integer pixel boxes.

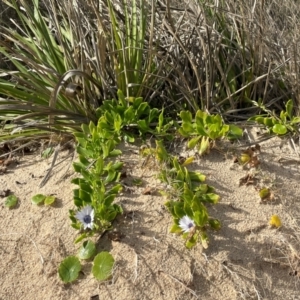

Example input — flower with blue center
[75,205,94,230]
[179,215,195,233]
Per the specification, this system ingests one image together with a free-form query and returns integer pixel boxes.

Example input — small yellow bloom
[269,215,281,228]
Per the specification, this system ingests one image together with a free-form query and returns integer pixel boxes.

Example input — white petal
[75,210,85,221]
[179,215,195,233]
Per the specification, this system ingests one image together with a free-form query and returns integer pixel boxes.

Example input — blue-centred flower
[75,205,94,230]
[179,215,195,233]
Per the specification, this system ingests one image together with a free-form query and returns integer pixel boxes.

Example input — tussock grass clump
[0,0,299,142]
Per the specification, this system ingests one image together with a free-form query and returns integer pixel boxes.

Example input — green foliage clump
[250,99,300,136]
[178,110,243,155]
[141,140,221,249]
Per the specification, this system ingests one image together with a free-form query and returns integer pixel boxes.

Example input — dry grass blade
[39,143,60,187]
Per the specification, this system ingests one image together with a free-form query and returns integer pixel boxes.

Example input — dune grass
[0,0,299,142]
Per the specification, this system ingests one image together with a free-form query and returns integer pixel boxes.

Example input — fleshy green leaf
[124,133,135,143]
[79,189,91,203]
[227,124,243,140]
[58,256,81,283]
[187,136,201,149]
[193,209,208,227]
[109,149,122,157]
[92,252,115,281]
[180,110,193,123]
[199,193,220,204]
[264,117,275,127]
[5,195,18,208]
[272,124,287,135]
[291,117,300,124]
[185,233,198,249]
[181,156,194,166]
[174,202,185,218]
[75,233,88,244]
[77,240,96,260]
[44,196,56,206]
[178,127,190,137]
[31,194,46,205]
[137,119,149,132]
[198,137,210,156]
[182,122,194,133]
[189,171,206,182]
[170,224,182,233]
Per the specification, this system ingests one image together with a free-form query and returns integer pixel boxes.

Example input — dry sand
[1,131,300,300]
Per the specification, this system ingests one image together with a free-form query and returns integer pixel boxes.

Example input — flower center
[83,215,91,224]
[188,222,194,229]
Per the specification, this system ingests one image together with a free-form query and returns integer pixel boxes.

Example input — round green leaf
[124,133,135,143]
[259,188,270,199]
[78,240,96,260]
[31,194,46,205]
[5,195,18,208]
[272,124,287,135]
[92,252,115,281]
[228,124,243,140]
[44,196,56,206]
[264,117,275,127]
[58,256,81,283]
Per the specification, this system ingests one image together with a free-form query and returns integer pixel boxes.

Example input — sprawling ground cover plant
[250,99,300,136]
[140,140,221,249]
[58,91,175,282]
[1,0,300,285]
[69,90,165,244]
[60,90,235,283]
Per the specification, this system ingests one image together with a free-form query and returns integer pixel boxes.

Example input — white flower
[75,205,94,230]
[179,215,195,233]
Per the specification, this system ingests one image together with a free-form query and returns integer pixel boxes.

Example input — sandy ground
[1,130,300,300]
